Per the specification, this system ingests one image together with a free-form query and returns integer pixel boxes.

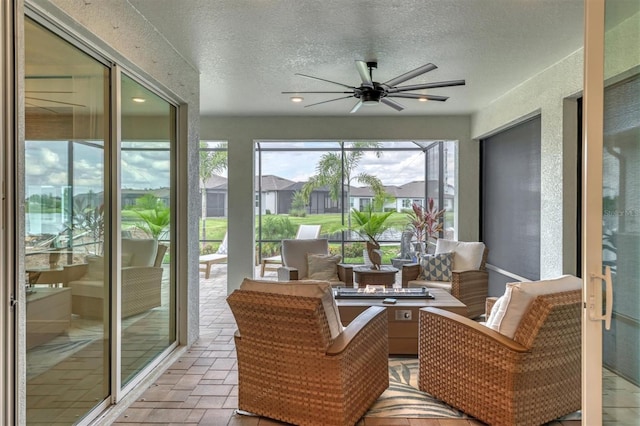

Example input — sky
[25,140,171,198]
[25,140,456,199]
[257,141,456,187]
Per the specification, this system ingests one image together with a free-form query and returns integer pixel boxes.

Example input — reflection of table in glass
[26,288,71,349]
[353,266,398,287]
[26,267,68,287]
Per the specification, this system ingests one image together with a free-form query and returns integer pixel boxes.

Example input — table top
[335,287,465,309]
[353,265,399,274]
[26,287,70,302]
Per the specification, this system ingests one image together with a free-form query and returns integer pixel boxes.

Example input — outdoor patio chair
[277,238,354,287]
[418,275,582,426]
[199,232,228,278]
[65,238,167,319]
[227,278,389,425]
[260,224,321,276]
[401,239,488,318]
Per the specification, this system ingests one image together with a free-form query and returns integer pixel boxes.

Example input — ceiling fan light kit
[283,60,465,113]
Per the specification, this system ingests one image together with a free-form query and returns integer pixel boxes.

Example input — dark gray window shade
[481,116,541,295]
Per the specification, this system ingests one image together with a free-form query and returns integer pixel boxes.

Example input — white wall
[200,115,476,292]
[471,9,640,286]
[472,49,583,282]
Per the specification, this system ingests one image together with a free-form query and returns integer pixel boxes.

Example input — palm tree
[301,141,385,229]
[199,141,228,247]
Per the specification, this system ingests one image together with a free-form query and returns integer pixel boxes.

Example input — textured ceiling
[127,0,588,116]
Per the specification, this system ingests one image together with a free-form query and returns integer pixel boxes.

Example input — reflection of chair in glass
[277,238,353,286]
[227,279,389,425]
[401,239,488,318]
[418,276,581,426]
[260,224,321,276]
[65,238,167,319]
[199,232,228,279]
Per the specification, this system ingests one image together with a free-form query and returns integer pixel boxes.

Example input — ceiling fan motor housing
[360,86,383,104]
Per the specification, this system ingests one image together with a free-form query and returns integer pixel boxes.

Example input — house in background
[204,174,450,217]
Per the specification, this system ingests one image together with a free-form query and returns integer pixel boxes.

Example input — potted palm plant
[351,205,393,270]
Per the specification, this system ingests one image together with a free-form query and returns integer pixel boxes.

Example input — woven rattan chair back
[227,290,334,353]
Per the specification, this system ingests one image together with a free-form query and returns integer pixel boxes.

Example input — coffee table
[336,287,467,355]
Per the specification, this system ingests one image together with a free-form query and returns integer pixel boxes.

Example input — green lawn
[198,212,409,258]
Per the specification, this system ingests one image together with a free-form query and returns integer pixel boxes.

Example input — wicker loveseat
[65,238,167,319]
[418,275,582,426]
[227,278,389,426]
[402,239,488,318]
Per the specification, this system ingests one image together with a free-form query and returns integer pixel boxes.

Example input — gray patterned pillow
[418,252,454,281]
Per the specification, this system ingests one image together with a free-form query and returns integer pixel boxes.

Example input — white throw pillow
[239,278,343,339]
[122,238,157,267]
[486,275,582,338]
[485,295,506,329]
[435,239,485,271]
[85,255,104,280]
[307,253,342,281]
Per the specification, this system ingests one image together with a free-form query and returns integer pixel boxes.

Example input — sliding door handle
[589,266,613,330]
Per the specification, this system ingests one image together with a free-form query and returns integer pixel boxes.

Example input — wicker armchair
[65,239,167,319]
[277,238,354,287]
[418,289,581,426]
[227,279,389,426]
[402,239,489,318]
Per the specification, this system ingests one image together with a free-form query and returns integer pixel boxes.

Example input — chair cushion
[122,238,157,267]
[435,239,485,271]
[85,255,104,280]
[69,280,104,298]
[281,239,329,279]
[239,278,343,339]
[418,252,454,281]
[307,253,342,281]
[486,274,582,338]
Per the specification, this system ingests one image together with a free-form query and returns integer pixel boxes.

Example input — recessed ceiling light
[418,97,428,102]
[290,96,304,103]
[132,97,146,103]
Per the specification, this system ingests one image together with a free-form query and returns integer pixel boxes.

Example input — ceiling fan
[283,60,465,113]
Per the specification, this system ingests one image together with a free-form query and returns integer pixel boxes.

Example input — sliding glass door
[22,16,179,424]
[583,0,640,424]
[24,17,111,424]
[119,74,176,388]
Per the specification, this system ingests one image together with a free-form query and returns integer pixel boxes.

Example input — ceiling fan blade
[383,63,437,87]
[295,73,355,89]
[380,97,405,111]
[282,91,353,94]
[304,96,354,108]
[355,61,374,88]
[386,79,466,93]
[350,100,363,114]
[26,96,86,107]
[387,93,449,102]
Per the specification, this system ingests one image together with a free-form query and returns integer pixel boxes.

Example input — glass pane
[601,1,640,422]
[199,141,228,260]
[24,18,110,424]
[120,74,176,386]
[253,140,455,277]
